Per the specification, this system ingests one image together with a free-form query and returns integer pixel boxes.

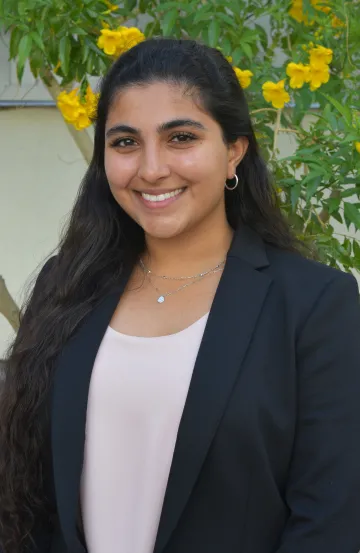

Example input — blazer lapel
[153,225,272,553]
[51,225,272,553]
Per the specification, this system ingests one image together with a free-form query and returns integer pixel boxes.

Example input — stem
[41,69,93,164]
[0,276,20,331]
[273,109,282,155]
[250,107,278,115]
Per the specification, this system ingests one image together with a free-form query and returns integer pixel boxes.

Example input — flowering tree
[0,0,360,322]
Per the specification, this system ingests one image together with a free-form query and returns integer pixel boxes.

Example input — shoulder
[263,244,359,326]
[265,244,358,291]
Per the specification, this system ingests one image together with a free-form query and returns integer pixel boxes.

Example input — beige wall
[0,108,87,355]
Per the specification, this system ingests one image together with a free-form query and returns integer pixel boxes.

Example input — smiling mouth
[136,187,186,202]
[134,187,186,209]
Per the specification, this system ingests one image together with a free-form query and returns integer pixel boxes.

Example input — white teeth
[140,188,184,202]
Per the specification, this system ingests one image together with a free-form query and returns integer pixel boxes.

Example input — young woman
[1,38,360,553]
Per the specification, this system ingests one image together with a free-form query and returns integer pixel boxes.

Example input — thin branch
[0,276,20,331]
[273,108,282,155]
[344,3,354,68]
[250,107,278,115]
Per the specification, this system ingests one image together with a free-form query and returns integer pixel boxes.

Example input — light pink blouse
[80,312,209,553]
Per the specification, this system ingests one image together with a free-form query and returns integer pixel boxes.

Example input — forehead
[106,81,210,127]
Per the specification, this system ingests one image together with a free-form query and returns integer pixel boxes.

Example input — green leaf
[193,5,212,24]
[9,28,21,60]
[29,53,42,78]
[125,0,137,10]
[161,8,178,35]
[341,187,360,199]
[304,175,322,201]
[59,36,71,76]
[344,203,360,231]
[208,19,220,47]
[321,93,353,127]
[291,181,302,209]
[17,34,33,83]
[82,42,90,64]
[231,46,243,66]
[216,13,237,29]
[139,0,147,12]
[353,240,360,261]
[220,35,232,56]
[331,211,343,224]
[35,20,44,35]
[327,197,341,214]
[30,31,45,51]
[70,27,88,36]
[241,42,252,60]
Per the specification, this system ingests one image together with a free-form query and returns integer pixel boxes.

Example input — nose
[137,145,171,184]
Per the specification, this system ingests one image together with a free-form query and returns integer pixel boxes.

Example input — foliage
[0,0,360,272]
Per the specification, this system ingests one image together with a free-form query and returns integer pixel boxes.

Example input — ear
[227,137,249,179]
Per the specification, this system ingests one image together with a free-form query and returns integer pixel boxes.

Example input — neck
[141,215,234,277]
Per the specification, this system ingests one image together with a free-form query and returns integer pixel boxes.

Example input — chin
[141,220,188,240]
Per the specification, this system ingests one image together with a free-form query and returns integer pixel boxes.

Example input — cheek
[179,142,228,180]
[104,150,135,189]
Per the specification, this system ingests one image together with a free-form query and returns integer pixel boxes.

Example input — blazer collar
[51,224,271,553]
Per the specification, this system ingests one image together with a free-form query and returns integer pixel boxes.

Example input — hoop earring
[225,174,239,191]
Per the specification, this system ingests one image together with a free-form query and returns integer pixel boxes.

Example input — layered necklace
[139,257,225,304]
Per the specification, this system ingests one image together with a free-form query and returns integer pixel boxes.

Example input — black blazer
[22,226,360,552]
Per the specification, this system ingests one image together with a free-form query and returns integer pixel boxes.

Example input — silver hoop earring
[225,174,239,191]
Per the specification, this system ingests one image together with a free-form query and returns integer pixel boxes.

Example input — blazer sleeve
[275,274,360,553]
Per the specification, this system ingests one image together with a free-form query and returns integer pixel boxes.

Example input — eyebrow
[105,118,207,139]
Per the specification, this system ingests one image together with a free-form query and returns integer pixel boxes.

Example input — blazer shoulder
[263,245,358,320]
[266,245,357,285]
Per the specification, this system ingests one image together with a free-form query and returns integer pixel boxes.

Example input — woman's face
[104,81,247,240]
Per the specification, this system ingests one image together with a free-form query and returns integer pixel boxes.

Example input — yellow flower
[309,45,333,69]
[84,86,99,119]
[290,0,333,24]
[73,106,92,131]
[97,26,145,57]
[311,0,331,13]
[286,62,311,89]
[308,64,330,90]
[103,0,118,10]
[289,0,304,23]
[97,28,123,56]
[233,67,253,89]
[331,14,345,28]
[57,89,81,123]
[57,86,98,130]
[355,142,360,154]
[114,26,145,56]
[262,80,290,109]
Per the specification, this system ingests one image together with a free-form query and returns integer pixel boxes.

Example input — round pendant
[157,295,165,303]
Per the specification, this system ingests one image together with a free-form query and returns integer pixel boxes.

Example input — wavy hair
[0,37,302,552]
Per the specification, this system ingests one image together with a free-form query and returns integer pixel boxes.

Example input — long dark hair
[0,37,301,552]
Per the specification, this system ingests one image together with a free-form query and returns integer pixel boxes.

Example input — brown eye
[170,132,197,143]
[110,137,137,148]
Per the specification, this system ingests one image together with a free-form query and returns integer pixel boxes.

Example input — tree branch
[0,276,20,331]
